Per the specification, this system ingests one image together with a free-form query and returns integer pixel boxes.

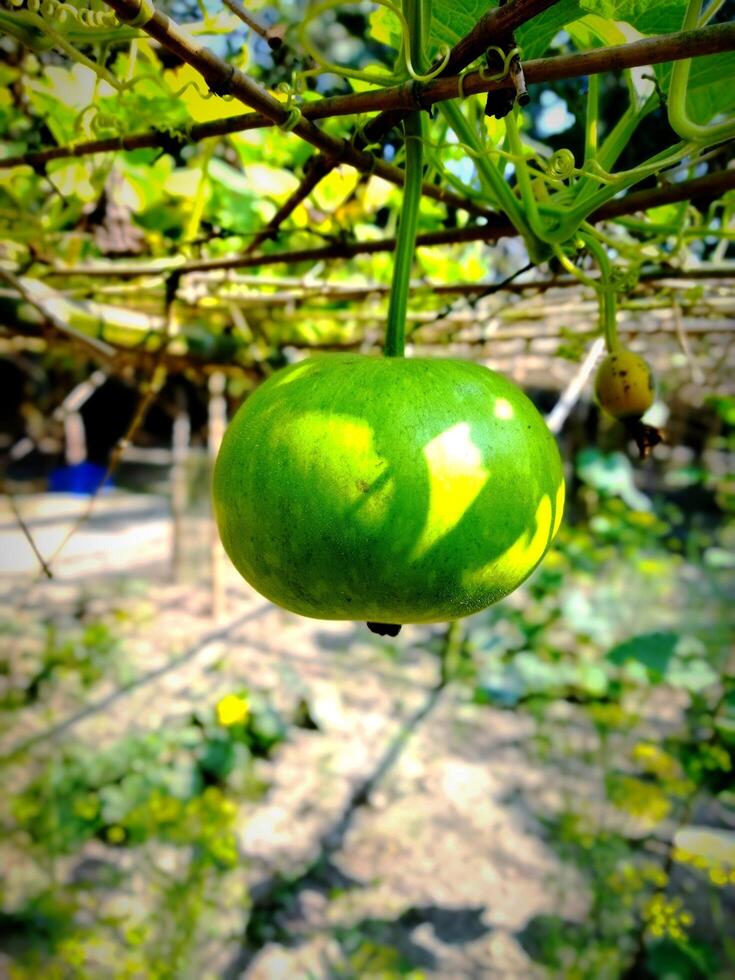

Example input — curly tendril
[298,0,449,88]
[278,106,303,132]
[5,0,118,30]
[456,45,520,101]
[420,133,578,197]
[166,78,235,103]
[546,149,575,180]
[74,103,125,138]
[479,45,521,82]
[610,264,640,293]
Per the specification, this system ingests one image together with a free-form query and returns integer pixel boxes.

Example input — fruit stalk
[580,232,619,352]
[384,111,424,357]
[384,0,427,358]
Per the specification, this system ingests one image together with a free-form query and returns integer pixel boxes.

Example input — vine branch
[2,23,733,171]
[47,170,735,279]
[100,0,494,220]
[221,0,285,49]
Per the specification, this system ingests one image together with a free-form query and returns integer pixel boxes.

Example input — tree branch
[100,0,495,220]
[442,0,561,78]
[3,22,733,169]
[48,170,735,279]
[3,493,53,579]
[0,268,117,360]
[242,154,337,256]
[221,0,284,49]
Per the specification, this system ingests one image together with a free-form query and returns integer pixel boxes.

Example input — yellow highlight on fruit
[412,423,489,559]
[464,493,555,591]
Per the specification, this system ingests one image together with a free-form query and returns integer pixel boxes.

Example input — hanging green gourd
[573,235,662,458]
[212,1,565,631]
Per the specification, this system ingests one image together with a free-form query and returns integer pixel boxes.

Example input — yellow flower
[643,893,693,941]
[72,793,100,821]
[710,867,729,887]
[631,743,681,781]
[216,693,250,727]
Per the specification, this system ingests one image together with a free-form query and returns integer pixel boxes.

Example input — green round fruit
[213,354,565,624]
[594,347,655,420]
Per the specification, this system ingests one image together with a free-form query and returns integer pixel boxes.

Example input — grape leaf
[578,0,687,34]
[518,0,584,59]
[655,52,735,124]
[389,0,585,63]
[606,631,679,676]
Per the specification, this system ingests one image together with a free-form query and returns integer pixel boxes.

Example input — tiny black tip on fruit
[367,622,402,637]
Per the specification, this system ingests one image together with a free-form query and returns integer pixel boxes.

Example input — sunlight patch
[494,397,514,420]
[269,361,315,388]
[411,423,489,560]
[463,494,553,592]
[285,413,394,529]
[552,479,565,539]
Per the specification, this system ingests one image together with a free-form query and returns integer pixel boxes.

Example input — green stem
[581,233,619,352]
[384,110,424,358]
[505,108,572,245]
[584,73,600,164]
[183,139,215,244]
[669,0,735,145]
[440,100,545,261]
[384,0,427,358]
[698,0,726,25]
[574,94,658,208]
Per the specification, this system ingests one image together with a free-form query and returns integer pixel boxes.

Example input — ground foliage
[1,441,734,978]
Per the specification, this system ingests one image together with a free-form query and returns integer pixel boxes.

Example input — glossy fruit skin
[594,348,655,420]
[213,354,565,624]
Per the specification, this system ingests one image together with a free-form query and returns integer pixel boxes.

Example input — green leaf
[607,631,679,677]
[706,395,735,427]
[369,5,401,54]
[579,0,686,34]
[424,0,583,62]
[656,53,735,124]
[429,0,486,54]
[646,938,717,980]
[426,0,684,64]
[566,13,630,50]
[207,157,254,197]
[518,0,583,59]
[665,657,719,693]
[607,633,719,692]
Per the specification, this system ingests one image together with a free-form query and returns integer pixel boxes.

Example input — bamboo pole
[3,21,733,171]
[170,390,190,583]
[48,170,735,280]
[208,372,227,620]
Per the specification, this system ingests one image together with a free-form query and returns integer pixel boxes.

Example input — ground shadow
[222,667,451,978]
[322,904,492,975]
